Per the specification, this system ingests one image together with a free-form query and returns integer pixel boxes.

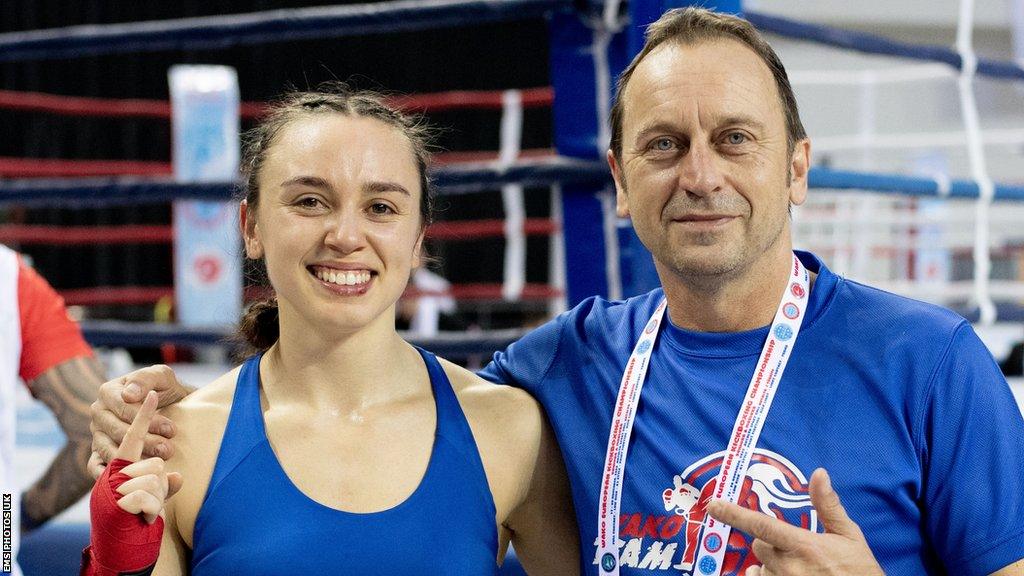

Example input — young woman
[84,86,579,575]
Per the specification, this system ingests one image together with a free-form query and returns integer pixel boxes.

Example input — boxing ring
[2,0,1024,574]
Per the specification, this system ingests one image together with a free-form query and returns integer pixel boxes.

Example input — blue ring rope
[79,304,1024,350]
[1,1,1022,84]
[0,0,566,62]
[0,157,610,207]
[808,168,1024,201]
[3,163,1022,208]
[745,10,1024,82]
[81,303,1024,350]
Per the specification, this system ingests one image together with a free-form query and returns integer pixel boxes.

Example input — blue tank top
[191,348,499,575]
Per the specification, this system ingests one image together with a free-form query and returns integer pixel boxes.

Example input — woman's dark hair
[236,83,435,354]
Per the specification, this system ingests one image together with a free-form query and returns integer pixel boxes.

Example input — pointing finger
[114,391,158,462]
[707,500,808,552]
[751,538,778,566]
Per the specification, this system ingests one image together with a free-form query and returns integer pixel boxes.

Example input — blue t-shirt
[481,251,1024,576]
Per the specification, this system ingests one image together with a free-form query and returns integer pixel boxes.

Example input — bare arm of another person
[22,355,103,529]
[89,365,194,478]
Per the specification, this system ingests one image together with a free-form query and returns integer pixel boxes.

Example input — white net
[752,2,1024,318]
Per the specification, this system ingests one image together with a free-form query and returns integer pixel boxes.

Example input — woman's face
[242,114,424,336]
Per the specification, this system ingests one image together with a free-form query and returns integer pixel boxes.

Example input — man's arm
[89,365,194,478]
[22,355,104,528]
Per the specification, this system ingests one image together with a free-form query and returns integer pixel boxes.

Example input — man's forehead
[640,37,774,85]
[622,37,782,126]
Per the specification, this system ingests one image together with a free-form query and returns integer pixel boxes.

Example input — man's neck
[661,249,798,333]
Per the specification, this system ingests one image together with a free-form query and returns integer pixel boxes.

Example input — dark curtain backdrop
[0,0,556,325]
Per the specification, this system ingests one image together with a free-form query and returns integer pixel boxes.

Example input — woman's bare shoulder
[161,365,242,477]
[160,365,242,547]
[162,366,240,426]
[437,357,546,475]
[439,357,543,431]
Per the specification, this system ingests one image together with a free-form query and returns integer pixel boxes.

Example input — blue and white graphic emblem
[703,533,722,553]
[637,340,652,355]
[645,317,659,334]
[774,324,793,341]
[699,556,718,575]
[782,302,800,319]
[601,553,616,572]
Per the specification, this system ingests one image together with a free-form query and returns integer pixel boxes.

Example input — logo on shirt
[597,449,817,575]
[790,282,806,299]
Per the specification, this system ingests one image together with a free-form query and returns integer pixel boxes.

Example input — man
[88,8,1024,575]
[1,245,104,575]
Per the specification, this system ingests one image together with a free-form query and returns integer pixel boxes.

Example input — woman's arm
[83,392,186,576]
[504,408,580,576]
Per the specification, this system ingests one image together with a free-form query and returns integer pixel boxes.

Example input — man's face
[609,38,809,285]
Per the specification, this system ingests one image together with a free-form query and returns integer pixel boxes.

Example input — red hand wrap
[80,458,164,576]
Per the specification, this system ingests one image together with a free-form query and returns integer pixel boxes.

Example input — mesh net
[761,30,1024,315]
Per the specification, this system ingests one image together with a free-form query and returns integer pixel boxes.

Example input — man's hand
[707,468,884,576]
[89,365,193,478]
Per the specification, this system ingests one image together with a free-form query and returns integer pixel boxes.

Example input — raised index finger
[114,391,159,462]
[706,500,809,551]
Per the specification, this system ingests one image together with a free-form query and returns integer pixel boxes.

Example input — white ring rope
[592,29,613,155]
[956,0,998,324]
[500,89,526,302]
[549,185,567,315]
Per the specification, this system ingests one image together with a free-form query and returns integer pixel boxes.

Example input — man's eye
[297,197,323,208]
[651,138,676,151]
[725,132,748,145]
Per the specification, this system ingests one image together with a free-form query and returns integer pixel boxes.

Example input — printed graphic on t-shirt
[595,449,819,574]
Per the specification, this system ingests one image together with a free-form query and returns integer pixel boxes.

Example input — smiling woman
[82,85,580,576]
[241,110,427,339]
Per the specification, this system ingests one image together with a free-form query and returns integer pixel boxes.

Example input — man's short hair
[609,7,807,161]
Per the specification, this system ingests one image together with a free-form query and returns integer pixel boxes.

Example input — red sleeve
[17,256,93,383]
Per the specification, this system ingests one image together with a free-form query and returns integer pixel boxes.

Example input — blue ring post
[550,1,742,306]
[548,9,625,306]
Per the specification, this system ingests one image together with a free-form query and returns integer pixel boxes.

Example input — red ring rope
[0,219,558,245]
[0,87,554,119]
[0,149,557,178]
[59,283,562,306]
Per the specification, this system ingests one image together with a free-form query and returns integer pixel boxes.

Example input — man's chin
[659,251,744,283]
